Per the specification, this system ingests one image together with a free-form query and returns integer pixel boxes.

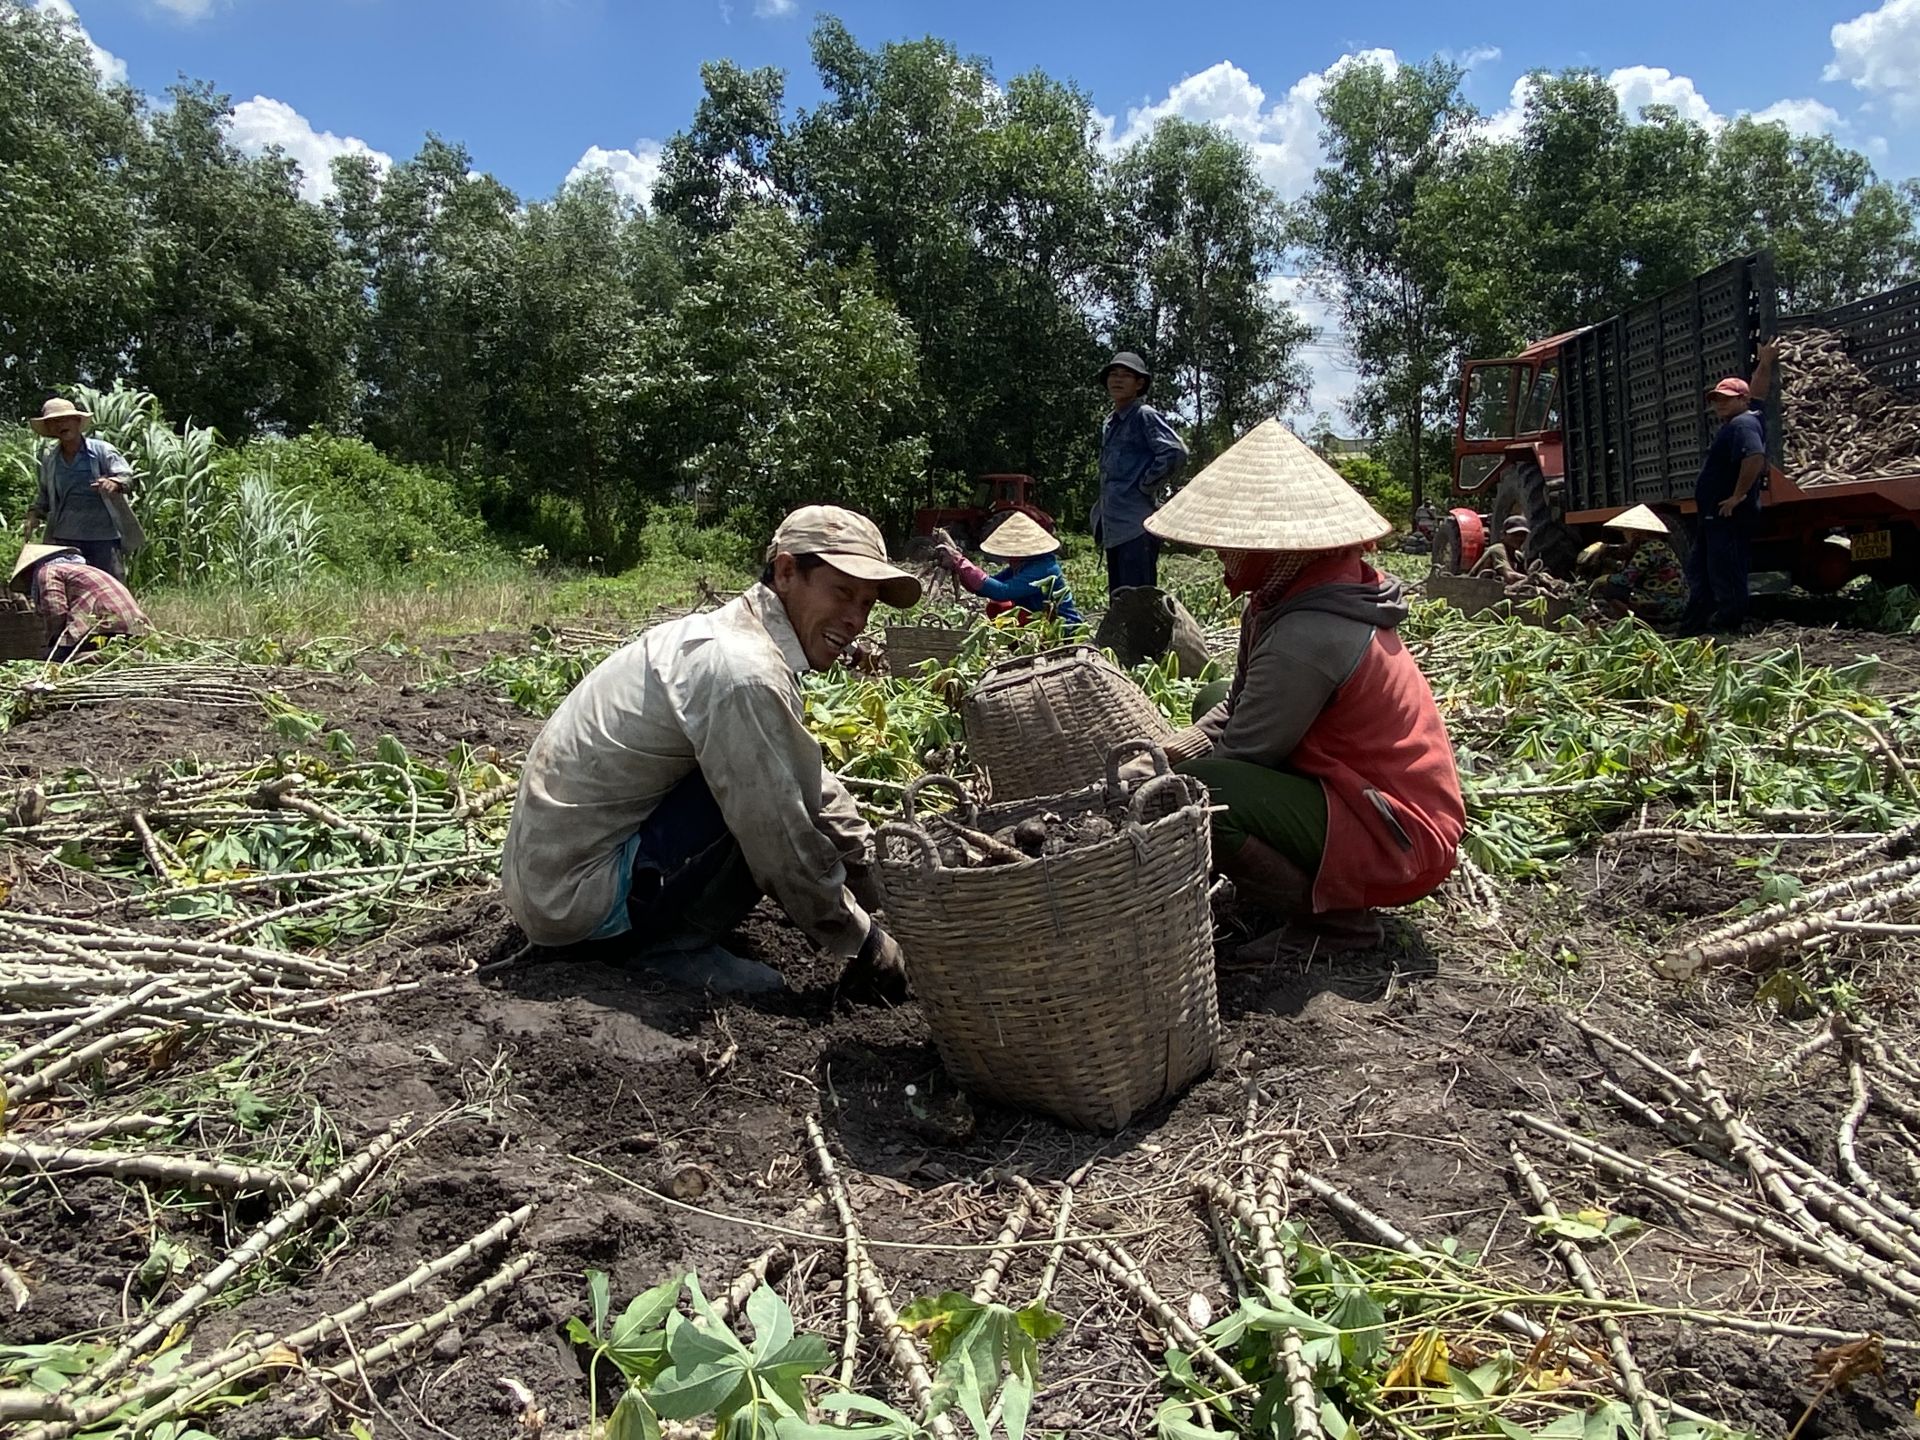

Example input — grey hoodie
[1184,575,1409,769]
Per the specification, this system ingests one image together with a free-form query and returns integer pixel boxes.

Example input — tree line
[5,4,1918,554]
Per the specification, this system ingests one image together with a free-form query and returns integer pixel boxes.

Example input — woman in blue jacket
[933,511,1083,627]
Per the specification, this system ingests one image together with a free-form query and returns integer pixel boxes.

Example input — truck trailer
[1443,252,1920,588]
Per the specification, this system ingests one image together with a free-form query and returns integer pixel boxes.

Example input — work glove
[933,543,963,572]
[840,921,909,1001]
[844,858,884,913]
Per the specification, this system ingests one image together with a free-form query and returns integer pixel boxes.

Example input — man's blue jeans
[1106,532,1161,590]
[604,770,761,943]
[1680,518,1752,630]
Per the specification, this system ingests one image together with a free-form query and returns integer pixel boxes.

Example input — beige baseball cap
[767,505,922,609]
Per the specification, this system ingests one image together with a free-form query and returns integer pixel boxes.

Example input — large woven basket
[962,645,1173,802]
[874,743,1220,1131]
[0,601,50,661]
[885,621,970,672]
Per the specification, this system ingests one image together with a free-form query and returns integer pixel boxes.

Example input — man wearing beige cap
[502,505,921,992]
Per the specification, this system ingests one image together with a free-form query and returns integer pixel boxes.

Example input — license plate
[1854,529,1893,561]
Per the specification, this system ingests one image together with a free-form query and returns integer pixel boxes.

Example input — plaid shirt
[33,558,149,643]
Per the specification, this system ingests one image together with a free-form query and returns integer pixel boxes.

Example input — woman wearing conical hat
[932,511,1084,627]
[1588,506,1686,626]
[1146,420,1464,958]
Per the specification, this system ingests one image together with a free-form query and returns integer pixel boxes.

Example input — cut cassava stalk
[0,975,173,1075]
[77,1115,415,1395]
[1686,1052,1825,1239]
[1008,1173,1243,1395]
[29,1114,171,1143]
[5,1027,161,1103]
[1839,1058,1920,1235]
[803,1115,959,1440]
[1595,1077,1732,1165]
[1510,1111,1920,1313]
[1782,709,1920,804]
[127,810,174,882]
[0,1137,307,1196]
[308,1250,540,1383]
[1509,1142,1664,1440]
[715,1194,825,1322]
[1659,873,1920,977]
[453,780,516,819]
[1770,1017,1845,1078]
[1684,852,1920,950]
[971,1195,1032,1305]
[1195,1170,1322,1440]
[22,1204,538,1440]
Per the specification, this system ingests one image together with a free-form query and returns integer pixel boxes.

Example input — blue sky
[35,0,1920,422]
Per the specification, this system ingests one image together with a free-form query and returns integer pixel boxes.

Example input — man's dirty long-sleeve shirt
[501,584,873,954]
[1090,401,1188,548]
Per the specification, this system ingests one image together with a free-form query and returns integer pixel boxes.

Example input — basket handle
[1106,739,1171,791]
[876,822,942,872]
[978,642,1094,683]
[1128,771,1192,826]
[901,773,977,825]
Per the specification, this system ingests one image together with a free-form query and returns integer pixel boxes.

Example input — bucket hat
[28,398,91,437]
[768,505,922,609]
[1096,352,1153,394]
[1143,419,1391,552]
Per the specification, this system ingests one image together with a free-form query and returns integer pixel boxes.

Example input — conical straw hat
[10,543,77,591]
[979,511,1059,559]
[1143,419,1391,551]
[1605,504,1671,536]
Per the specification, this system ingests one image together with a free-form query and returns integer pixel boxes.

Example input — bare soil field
[4,619,1920,1440]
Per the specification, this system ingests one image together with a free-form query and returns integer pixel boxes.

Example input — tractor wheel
[1510,459,1579,576]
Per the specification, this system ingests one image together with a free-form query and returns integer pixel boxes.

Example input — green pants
[1178,755,1328,869]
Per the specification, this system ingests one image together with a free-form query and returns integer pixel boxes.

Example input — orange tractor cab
[912,473,1055,553]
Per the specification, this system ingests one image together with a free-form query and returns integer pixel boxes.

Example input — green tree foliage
[1708,118,1919,313]
[0,3,147,414]
[1104,117,1310,465]
[130,83,359,437]
[606,208,928,537]
[654,60,792,237]
[788,20,1113,494]
[1301,58,1479,507]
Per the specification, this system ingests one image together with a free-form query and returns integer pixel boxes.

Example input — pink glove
[951,556,988,593]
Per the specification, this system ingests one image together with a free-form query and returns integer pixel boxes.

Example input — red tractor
[912,474,1055,554]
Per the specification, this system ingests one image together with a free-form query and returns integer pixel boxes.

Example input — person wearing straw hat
[931,511,1083,627]
[1590,505,1686,625]
[1092,352,1188,591]
[9,543,149,654]
[1143,420,1464,957]
[22,398,138,582]
[502,505,922,996]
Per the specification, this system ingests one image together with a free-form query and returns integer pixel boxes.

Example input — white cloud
[1101,50,1400,201]
[567,139,666,208]
[753,0,796,13]
[1607,65,1721,128]
[1480,74,1536,142]
[30,0,127,84]
[151,0,216,17]
[226,96,391,203]
[1746,97,1845,135]
[1449,45,1503,69]
[1828,0,1920,112]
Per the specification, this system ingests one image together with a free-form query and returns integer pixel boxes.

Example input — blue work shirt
[36,438,131,543]
[1694,405,1766,519]
[1091,400,1188,548]
[973,555,1084,626]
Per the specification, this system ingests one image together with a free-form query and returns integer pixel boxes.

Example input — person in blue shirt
[1090,352,1188,591]
[933,511,1083,626]
[1678,343,1776,636]
[23,397,137,581]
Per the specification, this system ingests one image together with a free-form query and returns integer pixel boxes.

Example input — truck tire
[1510,459,1579,576]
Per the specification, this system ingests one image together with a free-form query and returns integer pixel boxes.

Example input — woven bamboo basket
[874,742,1220,1131]
[884,621,970,672]
[0,600,50,661]
[962,645,1173,802]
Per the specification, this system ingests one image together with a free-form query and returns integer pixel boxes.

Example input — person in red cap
[1678,341,1776,636]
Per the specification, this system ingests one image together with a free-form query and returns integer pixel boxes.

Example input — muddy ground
[4,619,1920,1440]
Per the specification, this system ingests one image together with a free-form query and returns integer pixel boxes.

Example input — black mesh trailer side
[1561,253,1775,512]
[1782,275,1920,397]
